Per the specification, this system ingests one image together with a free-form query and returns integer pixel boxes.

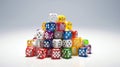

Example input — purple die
[44,31,54,39]
[46,22,56,31]
[86,45,92,54]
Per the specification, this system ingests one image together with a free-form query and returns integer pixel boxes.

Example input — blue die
[43,39,52,48]
[63,31,72,39]
[46,22,56,31]
[78,47,88,57]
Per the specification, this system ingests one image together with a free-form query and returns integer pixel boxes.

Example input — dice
[35,39,44,48]
[57,15,66,22]
[72,37,83,49]
[43,39,52,48]
[62,39,72,48]
[72,30,78,38]
[51,48,61,59]
[52,39,62,48]
[54,31,63,39]
[78,47,88,57]
[48,13,58,22]
[25,46,36,57]
[36,29,44,39]
[72,47,78,56]
[44,31,54,39]
[82,39,89,46]
[64,21,72,31]
[37,48,47,59]
[41,22,46,31]
[63,31,72,39]
[62,48,72,59]
[46,22,56,31]
[86,45,91,54]
[27,40,33,46]
[56,22,65,31]
[46,49,52,57]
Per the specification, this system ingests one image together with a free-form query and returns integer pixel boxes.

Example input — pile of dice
[25,13,92,59]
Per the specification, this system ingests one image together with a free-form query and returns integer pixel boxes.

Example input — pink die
[86,45,92,54]
[44,31,54,39]
[51,48,61,59]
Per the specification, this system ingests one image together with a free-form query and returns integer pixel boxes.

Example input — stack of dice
[25,13,92,59]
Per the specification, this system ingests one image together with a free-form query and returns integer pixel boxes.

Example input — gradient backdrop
[0,0,120,67]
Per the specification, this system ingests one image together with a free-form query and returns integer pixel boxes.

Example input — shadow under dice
[37,48,47,59]
[44,31,54,39]
[46,22,56,31]
[62,39,72,48]
[43,39,52,48]
[63,31,72,39]
[52,39,62,48]
[62,48,72,59]
[51,48,61,59]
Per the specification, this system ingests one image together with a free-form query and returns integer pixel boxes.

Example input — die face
[27,40,33,46]
[86,45,91,54]
[46,22,56,31]
[72,47,78,56]
[44,31,54,39]
[51,48,61,59]
[37,48,47,59]
[83,39,89,46]
[57,15,66,22]
[42,22,46,31]
[72,30,78,38]
[54,31,63,39]
[35,39,44,48]
[56,23,65,31]
[25,46,35,57]
[78,47,88,57]
[72,37,83,48]
[65,21,72,31]
[52,39,62,48]
[62,39,72,48]
[63,31,72,39]
[43,40,52,48]
[62,48,72,59]
[48,13,58,22]
[36,29,44,39]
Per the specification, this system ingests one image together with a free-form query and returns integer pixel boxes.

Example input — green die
[62,48,72,59]
[83,39,89,46]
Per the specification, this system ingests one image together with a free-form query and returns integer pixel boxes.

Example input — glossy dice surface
[56,22,65,31]
[54,31,63,39]
[44,31,54,39]
[41,22,46,31]
[62,48,72,59]
[25,46,35,57]
[72,30,78,38]
[63,31,72,39]
[72,47,78,56]
[46,22,56,31]
[62,39,72,48]
[37,48,47,59]
[52,39,62,48]
[51,48,61,59]
[48,13,58,22]
[78,47,88,57]
[57,15,66,22]
[72,37,83,49]
[43,39,52,48]
[65,21,72,31]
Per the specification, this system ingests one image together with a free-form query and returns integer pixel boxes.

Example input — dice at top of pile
[25,13,92,59]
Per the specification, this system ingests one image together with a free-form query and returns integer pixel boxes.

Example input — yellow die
[41,22,46,31]
[72,37,83,49]
[27,40,33,46]
[72,47,79,56]
[57,15,66,22]
[65,21,72,31]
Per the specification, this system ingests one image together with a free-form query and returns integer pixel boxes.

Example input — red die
[25,46,36,57]
[51,48,61,59]
[72,30,78,38]
[37,48,47,59]
[47,49,52,57]
[56,22,65,31]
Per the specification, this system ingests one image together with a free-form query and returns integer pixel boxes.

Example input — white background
[0,0,120,67]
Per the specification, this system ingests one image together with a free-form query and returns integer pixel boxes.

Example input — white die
[62,39,72,48]
[52,39,62,48]
[48,13,58,22]
[36,29,44,39]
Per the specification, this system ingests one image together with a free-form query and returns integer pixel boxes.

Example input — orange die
[72,37,83,49]
[27,40,33,46]
[72,47,79,56]
[41,22,46,31]
[72,30,78,38]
